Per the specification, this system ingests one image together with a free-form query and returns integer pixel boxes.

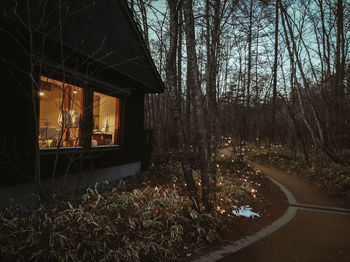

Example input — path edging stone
[191,175,297,262]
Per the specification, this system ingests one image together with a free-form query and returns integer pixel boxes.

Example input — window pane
[39,76,82,148]
[92,92,120,146]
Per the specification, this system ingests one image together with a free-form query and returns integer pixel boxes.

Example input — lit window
[39,76,82,148]
[92,92,120,146]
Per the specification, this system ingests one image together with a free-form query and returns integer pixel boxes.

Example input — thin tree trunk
[246,0,253,109]
[280,2,346,166]
[270,0,279,144]
[166,0,199,206]
[205,0,220,199]
[183,0,212,211]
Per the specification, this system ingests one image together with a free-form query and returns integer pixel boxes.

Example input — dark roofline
[117,0,165,93]
[1,0,165,94]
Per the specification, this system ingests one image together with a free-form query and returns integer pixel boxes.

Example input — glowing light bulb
[39,92,44,96]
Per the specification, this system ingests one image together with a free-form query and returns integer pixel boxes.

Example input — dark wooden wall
[0,16,36,186]
[0,10,149,187]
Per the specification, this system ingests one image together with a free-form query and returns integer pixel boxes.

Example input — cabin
[0,0,164,205]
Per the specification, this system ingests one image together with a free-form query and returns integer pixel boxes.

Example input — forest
[131,0,350,208]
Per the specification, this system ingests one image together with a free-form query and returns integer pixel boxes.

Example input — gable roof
[117,0,165,93]
[61,0,164,93]
[2,0,165,93]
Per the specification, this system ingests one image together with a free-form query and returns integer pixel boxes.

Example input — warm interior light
[39,76,83,148]
[73,90,77,94]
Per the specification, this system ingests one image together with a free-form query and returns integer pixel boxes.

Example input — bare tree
[280,0,346,166]
[166,0,199,206]
[183,0,212,211]
[270,0,279,144]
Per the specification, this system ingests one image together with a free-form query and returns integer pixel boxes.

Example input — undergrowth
[0,151,263,262]
[0,182,219,261]
[246,143,350,199]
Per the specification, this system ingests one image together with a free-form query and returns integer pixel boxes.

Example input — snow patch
[232,205,260,218]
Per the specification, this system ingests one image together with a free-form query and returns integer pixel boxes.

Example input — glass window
[92,92,120,146]
[39,76,82,148]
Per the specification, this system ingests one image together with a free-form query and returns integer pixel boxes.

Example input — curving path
[217,163,350,262]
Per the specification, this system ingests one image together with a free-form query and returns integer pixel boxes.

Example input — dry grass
[0,179,220,261]
[246,143,350,199]
[0,150,272,262]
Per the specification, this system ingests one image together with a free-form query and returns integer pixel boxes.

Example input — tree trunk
[205,0,220,200]
[166,0,199,206]
[183,0,212,211]
[270,0,279,144]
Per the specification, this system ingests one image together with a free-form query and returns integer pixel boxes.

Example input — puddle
[232,205,260,218]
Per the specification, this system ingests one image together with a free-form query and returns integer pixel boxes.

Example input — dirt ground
[185,149,289,260]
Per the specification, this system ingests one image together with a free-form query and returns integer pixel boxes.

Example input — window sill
[39,145,122,154]
[90,145,122,151]
[39,146,83,155]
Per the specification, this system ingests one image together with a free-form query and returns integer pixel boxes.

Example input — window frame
[38,75,124,153]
